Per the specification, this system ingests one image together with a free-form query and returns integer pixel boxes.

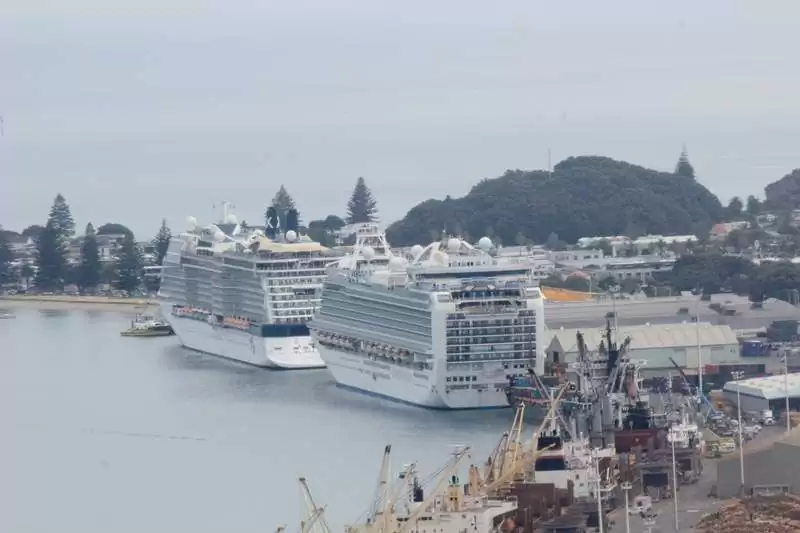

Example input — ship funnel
[265,206,279,239]
[286,208,299,233]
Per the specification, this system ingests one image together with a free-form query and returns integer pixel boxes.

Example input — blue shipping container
[741,340,768,357]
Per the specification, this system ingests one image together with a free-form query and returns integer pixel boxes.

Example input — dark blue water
[0,304,512,531]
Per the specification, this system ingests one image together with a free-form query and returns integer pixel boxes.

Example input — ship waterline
[161,302,324,369]
[317,345,511,409]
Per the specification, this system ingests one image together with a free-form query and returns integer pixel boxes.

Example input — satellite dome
[447,238,461,253]
[186,216,197,230]
[226,214,238,224]
[410,244,424,258]
[214,230,226,242]
[285,230,298,242]
[478,236,493,251]
[388,257,407,271]
[362,246,376,260]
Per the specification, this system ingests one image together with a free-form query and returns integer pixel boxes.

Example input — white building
[723,373,800,413]
[544,322,741,372]
[550,249,677,283]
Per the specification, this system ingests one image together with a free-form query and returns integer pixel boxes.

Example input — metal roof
[547,322,738,353]
[723,373,800,400]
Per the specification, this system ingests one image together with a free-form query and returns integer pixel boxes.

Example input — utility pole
[668,428,679,531]
[732,370,746,493]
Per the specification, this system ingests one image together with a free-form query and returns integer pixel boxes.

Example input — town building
[715,426,800,498]
[722,373,800,413]
[710,221,751,240]
[543,322,741,374]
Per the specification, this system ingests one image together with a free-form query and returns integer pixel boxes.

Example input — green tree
[674,149,695,179]
[77,223,101,293]
[745,195,762,217]
[96,222,133,237]
[114,233,143,294]
[0,235,14,285]
[21,224,45,240]
[34,221,68,290]
[20,262,34,289]
[346,177,378,224]
[271,185,298,229]
[545,232,566,251]
[725,196,743,220]
[152,219,172,265]
[49,193,75,238]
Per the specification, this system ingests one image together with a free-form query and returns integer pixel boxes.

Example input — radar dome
[447,238,461,253]
[388,257,407,271]
[226,214,238,224]
[285,230,298,242]
[478,236,493,251]
[410,244,424,258]
[214,230,226,242]
[362,246,376,260]
[186,216,197,230]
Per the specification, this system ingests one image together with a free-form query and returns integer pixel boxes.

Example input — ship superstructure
[308,235,545,409]
[158,202,340,369]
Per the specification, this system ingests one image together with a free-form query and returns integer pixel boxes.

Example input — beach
[0,294,156,312]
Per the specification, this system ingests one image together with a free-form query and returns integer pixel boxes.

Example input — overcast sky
[2,0,799,237]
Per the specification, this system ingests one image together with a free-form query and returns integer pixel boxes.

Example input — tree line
[0,194,172,295]
[266,176,379,246]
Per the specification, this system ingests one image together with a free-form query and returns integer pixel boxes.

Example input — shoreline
[0,295,157,311]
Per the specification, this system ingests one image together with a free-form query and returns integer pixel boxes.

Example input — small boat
[121,314,174,337]
[0,313,16,319]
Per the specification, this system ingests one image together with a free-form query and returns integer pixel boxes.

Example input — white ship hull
[160,302,324,370]
[318,345,510,409]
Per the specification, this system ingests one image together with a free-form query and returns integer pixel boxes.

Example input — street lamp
[608,284,620,332]
[731,370,746,493]
[696,296,703,402]
[667,427,679,531]
[621,481,633,533]
[781,350,791,434]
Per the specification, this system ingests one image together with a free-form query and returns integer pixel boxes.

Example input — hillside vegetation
[765,168,800,210]
[386,156,724,246]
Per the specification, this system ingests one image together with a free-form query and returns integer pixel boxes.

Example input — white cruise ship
[158,203,340,369]
[308,234,546,409]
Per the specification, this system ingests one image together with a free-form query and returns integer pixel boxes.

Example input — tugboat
[120,313,174,337]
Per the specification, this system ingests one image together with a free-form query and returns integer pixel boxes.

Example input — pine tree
[726,197,744,220]
[152,219,172,265]
[77,222,101,293]
[346,177,378,224]
[34,220,68,290]
[0,235,14,285]
[270,185,298,230]
[114,233,143,295]
[674,148,696,180]
[746,195,762,216]
[49,193,76,238]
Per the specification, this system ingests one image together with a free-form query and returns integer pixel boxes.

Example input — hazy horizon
[2,0,799,237]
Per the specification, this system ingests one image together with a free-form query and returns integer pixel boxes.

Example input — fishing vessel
[158,202,340,369]
[120,313,174,337]
[308,234,545,408]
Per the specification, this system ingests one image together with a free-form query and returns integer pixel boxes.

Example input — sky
[2,0,799,237]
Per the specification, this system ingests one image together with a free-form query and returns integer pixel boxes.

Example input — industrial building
[544,322,741,373]
[722,373,800,413]
[715,426,800,499]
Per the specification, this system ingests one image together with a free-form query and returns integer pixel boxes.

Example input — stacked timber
[695,495,800,533]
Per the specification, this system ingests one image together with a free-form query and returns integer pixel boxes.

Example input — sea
[0,305,513,532]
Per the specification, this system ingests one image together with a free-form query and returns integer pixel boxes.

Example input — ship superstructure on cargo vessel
[308,233,545,408]
[158,203,340,369]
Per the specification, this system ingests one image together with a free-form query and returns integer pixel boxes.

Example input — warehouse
[715,426,800,499]
[544,322,741,372]
[722,373,800,413]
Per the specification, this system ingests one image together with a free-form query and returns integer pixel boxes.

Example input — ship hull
[318,345,510,409]
[160,302,324,370]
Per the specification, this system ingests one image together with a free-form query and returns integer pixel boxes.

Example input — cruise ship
[158,203,340,369]
[308,233,546,409]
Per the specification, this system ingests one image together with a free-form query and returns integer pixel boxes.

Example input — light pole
[668,428,679,531]
[732,370,746,493]
[696,297,703,402]
[782,351,791,433]
[621,481,632,533]
[609,284,620,332]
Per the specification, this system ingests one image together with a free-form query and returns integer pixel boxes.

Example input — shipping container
[741,340,769,357]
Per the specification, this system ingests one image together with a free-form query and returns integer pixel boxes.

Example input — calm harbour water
[0,305,512,532]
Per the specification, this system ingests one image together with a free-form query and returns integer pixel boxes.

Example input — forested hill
[385,156,724,246]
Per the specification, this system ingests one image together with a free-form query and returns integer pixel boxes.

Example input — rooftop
[547,322,738,353]
[723,373,800,400]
